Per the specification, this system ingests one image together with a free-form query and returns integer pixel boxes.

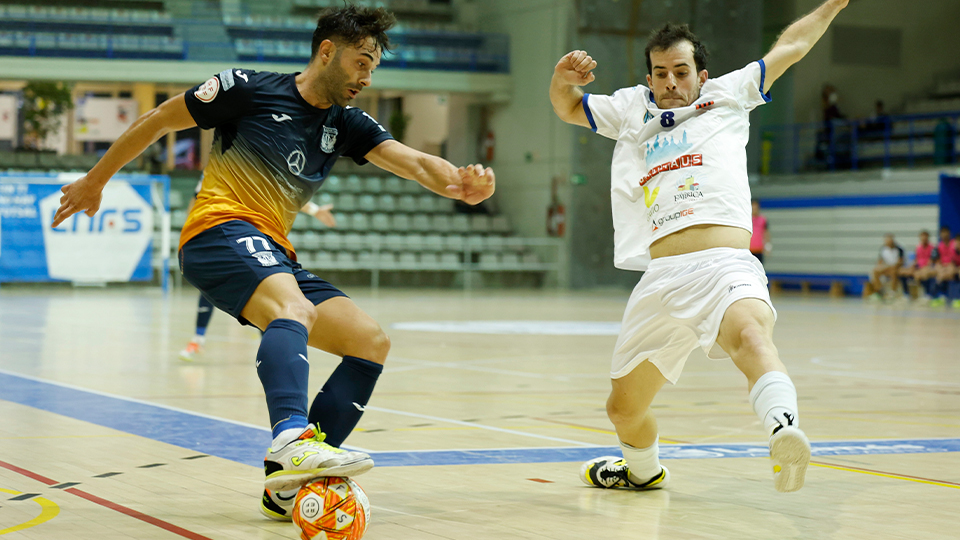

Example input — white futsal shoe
[580,456,670,490]
[263,424,374,492]
[768,420,811,493]
[259,487,297,521]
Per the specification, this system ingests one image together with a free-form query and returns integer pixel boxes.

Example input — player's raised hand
[52,175,104,228]
[308,203,337,228]
[448,164,495,205]
[555,50,597,86]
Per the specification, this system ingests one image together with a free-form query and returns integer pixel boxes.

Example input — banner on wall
[74,97,138,142]
[0,94,17,141]
[0,175,156,283]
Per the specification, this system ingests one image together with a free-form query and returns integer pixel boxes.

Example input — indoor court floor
[0,285,958,539]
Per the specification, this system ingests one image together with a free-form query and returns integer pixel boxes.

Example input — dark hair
[645,23,708,75]
[311,4,396,60]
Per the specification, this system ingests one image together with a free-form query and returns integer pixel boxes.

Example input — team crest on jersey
[643,111,655,124]
[253,252,279,267]
[321,126,338,153]
[195,76,220,103]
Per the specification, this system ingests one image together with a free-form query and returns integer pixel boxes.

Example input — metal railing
[761,111,960,174]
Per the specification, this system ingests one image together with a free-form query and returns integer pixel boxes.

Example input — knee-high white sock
[749,371,799,435]
[620,439,662,483]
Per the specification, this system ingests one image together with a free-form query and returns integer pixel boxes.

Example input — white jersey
[583,60,771,271]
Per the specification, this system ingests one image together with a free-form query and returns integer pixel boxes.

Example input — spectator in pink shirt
[750,200,770,264]
[930,226,960,307]
[899,230,937,300]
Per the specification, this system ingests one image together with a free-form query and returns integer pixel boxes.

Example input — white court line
[363,405,600,447]
[0,367,374,453]
[385,356,605,381]
[799,367,960,388]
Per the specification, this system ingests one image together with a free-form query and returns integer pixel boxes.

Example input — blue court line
[1,369,958,468]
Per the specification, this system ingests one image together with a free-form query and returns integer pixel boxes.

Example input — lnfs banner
[0,175,155,283]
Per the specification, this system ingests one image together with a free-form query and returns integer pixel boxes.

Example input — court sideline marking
[0,459,213,540]
[1,369,959,469]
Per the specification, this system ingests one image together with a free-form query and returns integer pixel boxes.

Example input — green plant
[389,107,411,143]
[22,81,74,149]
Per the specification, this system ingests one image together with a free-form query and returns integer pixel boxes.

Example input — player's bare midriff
[649,224,751,259]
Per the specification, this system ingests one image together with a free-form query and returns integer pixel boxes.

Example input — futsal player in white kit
[550,0,849,492]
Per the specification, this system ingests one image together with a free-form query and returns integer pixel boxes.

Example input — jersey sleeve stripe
[758,59,773,103]
[582,94,598,132]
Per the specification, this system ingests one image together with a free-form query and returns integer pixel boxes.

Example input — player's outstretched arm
[365,140,494,205]
[52,94,198,227]
[550,50,597,128]
[762,0,849,91]
[301,201,336,228]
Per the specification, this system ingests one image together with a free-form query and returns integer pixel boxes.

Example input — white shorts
[611,247,777,383]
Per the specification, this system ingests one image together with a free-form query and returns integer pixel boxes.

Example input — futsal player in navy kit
[52,5,495,520]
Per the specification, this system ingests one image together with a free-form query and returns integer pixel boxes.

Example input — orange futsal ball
[292,477,371,540]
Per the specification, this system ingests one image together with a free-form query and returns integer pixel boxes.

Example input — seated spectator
[899,230,937,300]
[930,226,960,307]
[869,233,904,301]
[861,100,891,140]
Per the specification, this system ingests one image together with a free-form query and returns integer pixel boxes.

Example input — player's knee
[366,326,391,364]
[736,325,774,359]
[606,392,643,427]
[281,299,318,329]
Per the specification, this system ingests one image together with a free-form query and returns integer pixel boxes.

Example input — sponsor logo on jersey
[728,283,752,293]
[218,69,235,91]
[286,149,306,176]
[195,76,220,103]
[643,185,660,208]
[235,70,248,83]
[640,154,703,186]
[652,207,694,232]
[272,113,293,123]
[321,126,338,153]
[643,111,655,124]
[674,176,705,202]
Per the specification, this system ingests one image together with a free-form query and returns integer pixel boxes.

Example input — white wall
[474,0,575,244]
[790,0,960,123]
[403,93,449,154]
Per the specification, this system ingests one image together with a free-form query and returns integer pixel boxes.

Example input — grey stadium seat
[336,193,357,212]
[321,232,343,251]
[370,213,391,232]
[451,215,470,233]
[384,176,404,194]
[324,175,343,192]
[358,194,377,212]
[423,234,444,252]
[411,214,431,232]
[443,234,465,252]
[470,215,492,233]
[364,177,383,193]
[416,195,436,213]
[349,213,370,231]
[344,175,363,193]
[431,214,452,232]
[378,194,396,212]
[398,195,417,213]
[391,213,411,232]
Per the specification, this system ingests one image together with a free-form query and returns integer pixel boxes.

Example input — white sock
[271,427,303,449]
[193,335,206,346]
[749,371,799,435]
[620,440,662,483]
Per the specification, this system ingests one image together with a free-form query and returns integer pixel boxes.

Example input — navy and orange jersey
[179,68,393,257]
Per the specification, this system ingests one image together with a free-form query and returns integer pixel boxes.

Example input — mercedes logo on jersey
[287,149,306,176]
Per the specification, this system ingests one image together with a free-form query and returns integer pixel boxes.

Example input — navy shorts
[179,220,346,326]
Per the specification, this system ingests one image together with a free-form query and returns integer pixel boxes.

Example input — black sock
[196,295,214,335]
[308,356,383,447]
[257,319,310,429]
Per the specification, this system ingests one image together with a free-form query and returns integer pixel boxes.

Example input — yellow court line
[811,463,960,490]
[0,487,60,535]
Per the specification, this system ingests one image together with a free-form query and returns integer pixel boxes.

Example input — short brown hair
[645,23,708,75]
[312,4,396,59]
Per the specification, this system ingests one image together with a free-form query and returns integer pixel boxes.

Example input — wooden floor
[1,285,958,539]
